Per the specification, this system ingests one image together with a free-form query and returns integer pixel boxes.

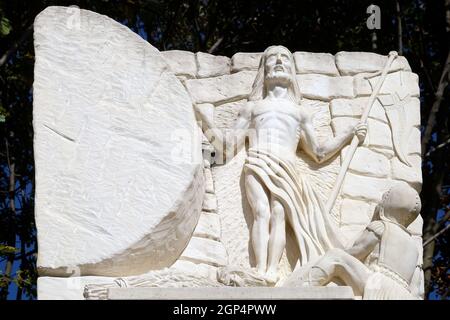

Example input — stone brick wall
[162,50,423,287]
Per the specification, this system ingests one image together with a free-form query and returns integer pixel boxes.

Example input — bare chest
[251,100,301,128]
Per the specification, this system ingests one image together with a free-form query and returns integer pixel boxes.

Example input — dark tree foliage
[0,0,448,299]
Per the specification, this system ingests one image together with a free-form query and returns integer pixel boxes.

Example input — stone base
[38,276,117,300]
[107,287,354,300]
[38,276,355,300]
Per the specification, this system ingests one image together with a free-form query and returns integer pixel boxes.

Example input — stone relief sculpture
[283,182,421,300]
[33,6,424,300]
[196,45,367,283]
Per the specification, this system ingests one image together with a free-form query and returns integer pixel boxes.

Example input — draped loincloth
[244,148,344,265]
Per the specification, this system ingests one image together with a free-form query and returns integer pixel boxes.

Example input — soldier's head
[249,45,301,104]
[376,182,421,228]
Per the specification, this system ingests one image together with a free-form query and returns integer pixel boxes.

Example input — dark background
[0,0,448,300]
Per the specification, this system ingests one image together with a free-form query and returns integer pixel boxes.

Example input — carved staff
[325,51,398,214]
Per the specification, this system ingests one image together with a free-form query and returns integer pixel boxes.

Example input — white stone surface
[196,52,230,78]
[291,183,421,300]
[405,97,421,127]
[202,193,218,212]
[33,6,203,277]
[353,71,419,98]
[38,276,116,300]
[367,121,395,149]
[353,73,374,96]
[193,212,221,241]
[408,127,422,155]
[214,99,246,130]
[339,225,367,243]
[339,199,373,225]
[296,74,354,101]
[408,215,424,237]
[186,48,422,297]
[330,98,388,123]
[185,71,256,104]
[231,52,262,72]
[342,173,393,202]
[409,152,422,167]
[335,51,411,75]
[40,261,220,299]
[204,167,215,194]
[32,11,424,299]
[212,149,252,268]
[107,286,355,300]
[332,118,393,150]
[369,71,420,97]
[197,46,367,284]
[179,236,228,267]
[294,52,339,76]
[296,100,343,223]
[161,50,197,78]
[347,147,390,178]
[391,157,422,188]
[171,260,218,281]
[370,146,395,159]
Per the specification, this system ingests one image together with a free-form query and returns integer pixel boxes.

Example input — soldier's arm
[300,110,367,164]
[346,221,384,261]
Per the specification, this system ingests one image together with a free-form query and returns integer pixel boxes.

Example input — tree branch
[396,0,403,55]
[423,223,450,247]
[425,136,450,157]
[421,51,450,155]
[208,37,223,54]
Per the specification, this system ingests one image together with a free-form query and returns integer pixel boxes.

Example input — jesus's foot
[264,269,279,285]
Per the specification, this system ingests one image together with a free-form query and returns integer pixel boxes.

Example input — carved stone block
[185,71,256,104]
[161,50,197,78]
[231,52,262,72]
[335,51,411,75]
[296,74,354,101]
[196,52,231,78]
[293,52,339,76]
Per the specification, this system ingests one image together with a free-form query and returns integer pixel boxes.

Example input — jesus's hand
[353,122,368,144]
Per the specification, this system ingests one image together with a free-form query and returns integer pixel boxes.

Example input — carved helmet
[377,181,421,228]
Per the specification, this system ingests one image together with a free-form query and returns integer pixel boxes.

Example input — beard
[265,71,293,86]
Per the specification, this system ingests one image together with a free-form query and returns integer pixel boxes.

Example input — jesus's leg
[265,198,286,283]
[245,171,271,275]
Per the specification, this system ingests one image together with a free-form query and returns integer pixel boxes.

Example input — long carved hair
[249,45,302,104]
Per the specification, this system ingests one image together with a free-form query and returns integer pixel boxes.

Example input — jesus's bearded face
[264,46,294,86]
